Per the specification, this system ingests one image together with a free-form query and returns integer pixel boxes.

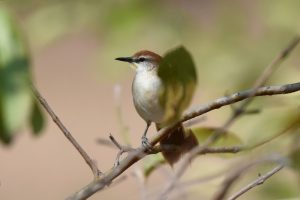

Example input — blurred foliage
[258,175,300,199]
[290,130,300,178]
[30,100,45,135]
[190,126,242,146]
[143,152,165,178]
[0,6,45,144]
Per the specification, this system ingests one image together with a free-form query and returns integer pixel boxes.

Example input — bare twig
[31,85,102,178]
[182,81,300,123]
[227,165,284,200]
[109,134,134,167]
[159,36,300,199]
[213,157,285,200]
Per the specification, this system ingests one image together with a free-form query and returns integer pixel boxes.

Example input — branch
[31,85,102,178]
[227,165,284,200]
[66,80,300,200]
[182,81,300,123]
[109,134,134,167]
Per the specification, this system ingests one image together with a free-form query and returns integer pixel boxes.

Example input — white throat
[134,62,157,73]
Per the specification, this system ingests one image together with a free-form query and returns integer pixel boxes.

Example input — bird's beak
[115,57,134,63]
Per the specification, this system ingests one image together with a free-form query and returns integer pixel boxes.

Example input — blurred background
[1,0,300,199]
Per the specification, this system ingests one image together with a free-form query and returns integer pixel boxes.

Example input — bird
[115,50,197,165]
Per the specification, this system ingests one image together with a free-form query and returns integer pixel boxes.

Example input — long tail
[156,123,198,166]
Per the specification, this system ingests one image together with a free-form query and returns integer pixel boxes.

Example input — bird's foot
[141,135,154,152]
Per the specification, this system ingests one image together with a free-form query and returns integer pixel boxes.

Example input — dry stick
[227,165,284,200]
[66,82,300,200]
[158,36,300,199]
[109,134,134,167]
[182,81,300,123]
[31,86,102,178]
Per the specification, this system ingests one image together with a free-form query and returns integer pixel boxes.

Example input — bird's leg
[141,121,153,151]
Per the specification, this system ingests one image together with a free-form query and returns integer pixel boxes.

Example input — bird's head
[115,50,161,71]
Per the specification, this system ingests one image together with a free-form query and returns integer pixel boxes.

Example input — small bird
[116,50,197,165]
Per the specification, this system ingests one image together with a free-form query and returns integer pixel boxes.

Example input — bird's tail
[156,123,198,166]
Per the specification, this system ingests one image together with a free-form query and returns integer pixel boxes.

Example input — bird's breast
[132,71,165,123]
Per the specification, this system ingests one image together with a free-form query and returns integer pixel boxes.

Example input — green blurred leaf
[158,46,197,126]
[30,100,45,135]
[259,177,300,199]
[190,126,242,146]
[143,153,166,178]
[290,130,300,176]
[0,7,32,144]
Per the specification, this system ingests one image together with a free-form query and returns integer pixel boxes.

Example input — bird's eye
[138,57,146,62]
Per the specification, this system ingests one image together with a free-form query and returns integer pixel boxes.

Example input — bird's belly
[132,73,164,123]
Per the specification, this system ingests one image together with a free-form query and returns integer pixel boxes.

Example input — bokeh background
[1,0,300,199]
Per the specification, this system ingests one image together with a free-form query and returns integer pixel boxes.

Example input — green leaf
[0,7,32,144]
[190,126,242,146]
[30,100,45,135]
[158,46,197,126]
[143,153,166,178]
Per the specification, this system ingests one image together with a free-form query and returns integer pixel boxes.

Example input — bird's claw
[141,135,153,152]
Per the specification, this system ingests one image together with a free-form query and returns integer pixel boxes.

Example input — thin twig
[31,85,102,178]
[213,156,285,200]
[109,134,123,150]
[182,82,300,123]
[227,165,284,200]
[109,134,135,167]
